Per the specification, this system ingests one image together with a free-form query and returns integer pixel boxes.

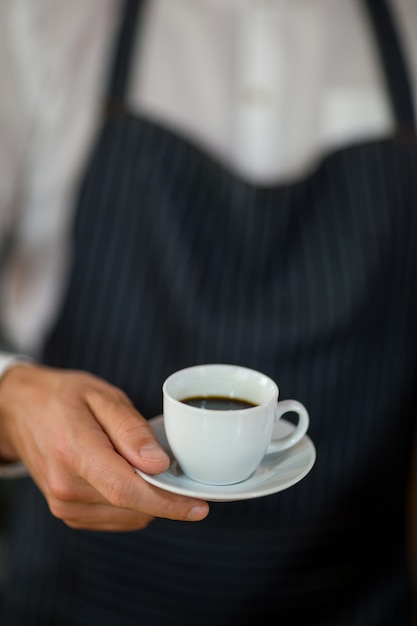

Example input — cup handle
[266,399,309,453]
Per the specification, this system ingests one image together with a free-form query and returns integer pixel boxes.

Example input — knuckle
[155,497,185,521]
[112,417,142,444]
[104,476,131,508]
[63,519,85,530]
[47,497,71,521]
[127,515,153,531]
[109,387,131,406]
[88,385,131,409]
[53,437,78,469]
[47,473,77,503]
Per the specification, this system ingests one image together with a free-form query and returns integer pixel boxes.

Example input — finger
[84,386,170,474]
[54,502,155,532]
[74,435,209,522]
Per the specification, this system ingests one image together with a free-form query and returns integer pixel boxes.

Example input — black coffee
[180,395,257,410]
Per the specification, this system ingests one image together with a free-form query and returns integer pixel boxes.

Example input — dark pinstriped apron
[1,1,416,624]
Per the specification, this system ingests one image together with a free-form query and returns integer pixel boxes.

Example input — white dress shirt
[0,0,416,372]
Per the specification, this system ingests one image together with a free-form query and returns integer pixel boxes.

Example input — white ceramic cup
[162,363,310,485]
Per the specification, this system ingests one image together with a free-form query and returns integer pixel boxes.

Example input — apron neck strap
[103,0,144,116]
[364,0,416,130]
[103,0,415,131]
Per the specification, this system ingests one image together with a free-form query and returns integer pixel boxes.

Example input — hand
[0,364,209,531]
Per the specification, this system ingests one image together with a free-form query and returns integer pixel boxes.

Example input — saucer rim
[134,415,316,502]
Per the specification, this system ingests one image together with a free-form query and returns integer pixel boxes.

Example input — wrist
[0,361,34,465]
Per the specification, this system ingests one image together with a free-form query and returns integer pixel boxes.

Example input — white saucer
[134,415,316,502]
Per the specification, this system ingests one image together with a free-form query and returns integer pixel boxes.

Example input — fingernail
[186,505,209,521]
[139,443,169,462]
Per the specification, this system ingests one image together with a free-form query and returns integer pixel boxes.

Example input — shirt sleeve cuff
[0,353,32,478]
[0,353,34,380]
[0,462,28,478]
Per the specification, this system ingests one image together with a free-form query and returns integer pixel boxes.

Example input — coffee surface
[180,395,257,410]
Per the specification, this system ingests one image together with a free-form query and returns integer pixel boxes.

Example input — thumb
[86,387,170,474]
